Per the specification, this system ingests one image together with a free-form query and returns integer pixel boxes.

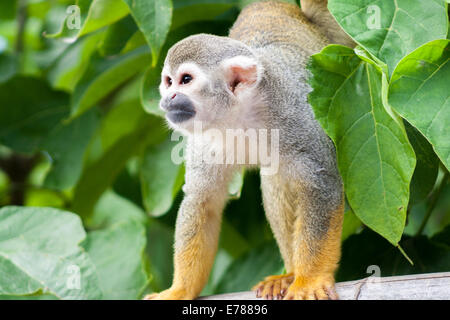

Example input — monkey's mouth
[166,107,196,123]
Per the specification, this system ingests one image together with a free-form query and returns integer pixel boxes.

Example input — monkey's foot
[143,287,191,300]
[283,274,338,300]
[252,273,294,300]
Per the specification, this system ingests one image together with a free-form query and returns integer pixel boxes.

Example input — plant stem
[15,0,28,55]
[415,169,449,237]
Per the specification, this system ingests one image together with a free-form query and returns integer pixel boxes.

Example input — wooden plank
[199,272,450,300]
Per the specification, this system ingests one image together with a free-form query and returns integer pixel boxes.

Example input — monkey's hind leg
[284,185,344,300]
[251,174,297,300]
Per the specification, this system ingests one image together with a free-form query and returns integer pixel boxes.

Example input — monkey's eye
[166,76,172,87]
[180,74,193,85]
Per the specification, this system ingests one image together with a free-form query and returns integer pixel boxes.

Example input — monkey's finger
[280,278,292,296]
[325,285,339,300]
[261,283,274,300]
[255,286,263,298]
[314,288,329,300]
[272,280,281,298]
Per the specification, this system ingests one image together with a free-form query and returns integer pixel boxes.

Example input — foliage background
[0,0,449,299]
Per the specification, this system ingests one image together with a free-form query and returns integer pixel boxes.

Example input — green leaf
[79,0,130,37]
[389,39,450,171]
[219,218,250,258]
[140,136,184,217]
[98,15,138,57]
[82,220,149,299]
[72,79,166,220]
[214,241,283,294]
[47,0,129,41]
[88,190,148,229]
[146,219,174,292]
[341,209,362,241]
[71,46,151,117]
[308,45,415,245]
[172,0,237,30]
[0,54,18,83]
[405,123,440,204]
[0,77,69,154]
[141,65,164,117]
[47,31,104,92]
[42,109,100,190]
[0,206,102,299]
[328,0,448,75]
[123,0,173,66]
[0,0,17,19]
[0,76,99,190]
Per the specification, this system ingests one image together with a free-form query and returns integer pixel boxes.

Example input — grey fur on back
[229,1,343,212]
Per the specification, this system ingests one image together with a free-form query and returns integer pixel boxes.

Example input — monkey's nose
[165,92,196,123]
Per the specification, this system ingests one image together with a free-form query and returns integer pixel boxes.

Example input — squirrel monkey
[145,0,353,300]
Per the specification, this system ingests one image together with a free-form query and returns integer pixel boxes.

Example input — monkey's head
[159,34,264,133]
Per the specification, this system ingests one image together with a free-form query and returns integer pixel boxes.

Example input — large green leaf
[0,206,101,299]
[171,0,237,30]
[308,45,415,245]
[0,54,18,83]
[123,0,173,65]
[71,46,151,117]
[42,109,100,190]
[88,190,148,229]
[389,39,450,171]
[72,79,166,220]
[0,0,16,19]
[341,209,362,241]
[146,219,174,292]
[98,15,138,57]
[141,65,164,117]
[47,31,104,92]
[140,137,184,217]
[328,0,448,75]
[82,220,149,299]
[0,77,69,154]
[0,76,99,189]
[405,123,440,204]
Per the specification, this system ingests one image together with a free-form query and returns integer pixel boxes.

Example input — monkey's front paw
[283,275,338,300]
[143,287,192,300]
[252,273,294,300]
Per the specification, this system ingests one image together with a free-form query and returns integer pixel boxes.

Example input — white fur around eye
[176,63,208,90]
[160,65,172,95]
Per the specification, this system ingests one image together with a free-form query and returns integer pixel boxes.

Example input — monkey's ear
[222,56,260,94]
